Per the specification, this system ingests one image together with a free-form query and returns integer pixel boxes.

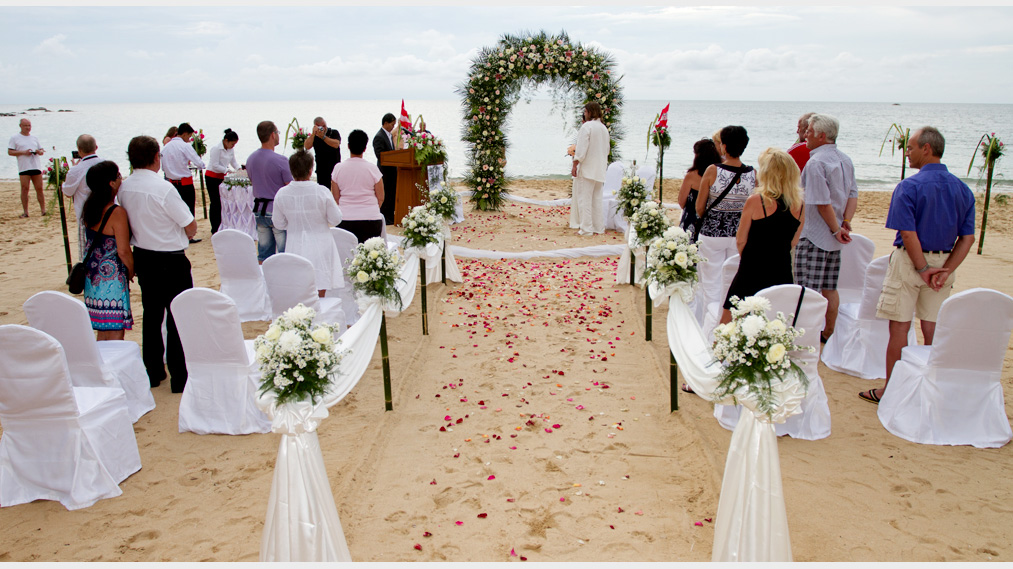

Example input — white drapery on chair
[635,164,656,198]
[715,285,830,440]
[699,254,741,343]
[171,288,272,435]
[837,233,875,305]
[23,290,155,423]
[263,253,346,330]
[656,288,798,562]
[258,249,420,562]
[325,227,361,329]
[602,162,627,233]
[0,325,141,510]
[219,176,257,240]
[212,229,273,322]
[878,288,1013,448]
[822,255,915,379]
[420,226,463,285]
[616,228,647,285]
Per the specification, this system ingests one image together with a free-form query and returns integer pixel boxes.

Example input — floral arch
[458,31,625,211]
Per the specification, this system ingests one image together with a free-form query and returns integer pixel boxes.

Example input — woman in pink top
[330,129,384,243]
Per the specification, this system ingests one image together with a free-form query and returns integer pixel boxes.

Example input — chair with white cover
[715,284,831,440]
[263,253,346,331]
[602,162,626,233]
[23,290,155,423]
[700,254,741,342]
[212,229,273,322]
[837,233,875,305]
[326,227,361,328]
[171,288,271,435]
[635,164,656,200]
[0,325,141,510]
[821,255,915,379]
[877,288,1013,448]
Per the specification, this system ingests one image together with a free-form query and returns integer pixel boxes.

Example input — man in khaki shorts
[860,127,975,404]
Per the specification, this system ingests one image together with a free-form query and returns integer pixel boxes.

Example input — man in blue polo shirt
[860,126,975,404]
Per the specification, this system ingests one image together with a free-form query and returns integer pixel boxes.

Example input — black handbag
[67,205,116,294]
[691,170,743,243]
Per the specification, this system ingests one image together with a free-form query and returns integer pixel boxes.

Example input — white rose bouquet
[711,296,812,416]
[424,183,458,221]
[347,236,405,309]
[615,174,649,219]
[643,225,707,300]
[255,303,345,405]
[629,200,670,247]
[400,204,443,249]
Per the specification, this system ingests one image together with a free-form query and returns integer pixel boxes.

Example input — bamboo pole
[420,257,429,335]
[55,158,72,275]
[900,128,909,181]
[645,286,652,341]
[199,169,208,220]
[441,239,447,285]
[629,251,635,285]
[380,313,392,411]
[657,144,665,204]
[670,352,679,412]
[978,158,995,255]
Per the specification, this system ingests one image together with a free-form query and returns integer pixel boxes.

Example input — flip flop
[19,213,28,218]
[858,389,881,405]
[681,383,695,394]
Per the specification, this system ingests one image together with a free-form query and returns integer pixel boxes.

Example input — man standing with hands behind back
[373,113,398,225]
[304,116,341,189]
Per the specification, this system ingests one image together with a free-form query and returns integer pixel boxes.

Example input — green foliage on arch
[458,31,625,211]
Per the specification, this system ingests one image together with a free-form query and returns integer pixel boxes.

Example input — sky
[2,4,1013,105]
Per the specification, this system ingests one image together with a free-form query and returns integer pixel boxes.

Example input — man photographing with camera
[304,116,341,189]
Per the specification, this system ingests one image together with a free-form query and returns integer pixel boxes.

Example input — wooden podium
[380,148,442,225]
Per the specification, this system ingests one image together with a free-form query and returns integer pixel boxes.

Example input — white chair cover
[263,253,346,330]
[878,288,1013,448]
[635,164,656,200]
[212,229,273,322]
[219,176,257,240]
[326,227,361,328]
[602,162,627,233]
[171,288,272,435]
[700,254,741,343]
[837,233,875,305]
[822,255,914,379]
[23,291,155,423]
[0,325,141,510]
[715,285,831,440]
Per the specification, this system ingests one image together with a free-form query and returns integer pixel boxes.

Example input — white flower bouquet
[643,225,707,301]
[424,183,458,221]
[400,205,442,250]
[406,131,448,166]
[711,296,812,416]
[255,303,345,405]
[629,200,670,247]
[615,174,649,219]
[347,237,405,309]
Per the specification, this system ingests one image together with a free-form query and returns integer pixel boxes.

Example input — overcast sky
[3,4,1013,105]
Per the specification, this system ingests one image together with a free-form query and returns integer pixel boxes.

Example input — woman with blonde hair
[719,147,805,323]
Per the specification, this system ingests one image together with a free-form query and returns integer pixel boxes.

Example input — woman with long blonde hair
[719,147,805,324]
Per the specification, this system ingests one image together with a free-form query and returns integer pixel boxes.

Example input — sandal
[681,383,695,394]
[19,213,28,218]
[858,388,882,405]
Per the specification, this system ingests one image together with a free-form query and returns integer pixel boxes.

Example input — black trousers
[337,219,384,244]
[134,247,193,393]
[378,166,398,225]
[170,179,197,217]
[206,176,223,233]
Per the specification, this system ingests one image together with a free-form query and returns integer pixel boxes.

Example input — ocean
[3,99,1010,193]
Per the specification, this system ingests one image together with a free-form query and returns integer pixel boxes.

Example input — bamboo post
[670,352,679,412]
[978,158,995,255]
[645,286,652,341]
[55,158,72,275]
[657,144,665,204]
[900,128,909,181]
[420,257,429,335]
[199,169,208,220]
[380,313,393,411]
[629,251,635,285]
[441,239,447,285]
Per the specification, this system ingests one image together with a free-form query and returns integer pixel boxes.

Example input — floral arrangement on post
[191,128,207,157]
[643,225,707,303]
[290,127,308,151]
[45,156,69,189]
[629,200,670,247]
[424,183,458,221]
[457,30,626,211]
[616,173,649,219]
[650,124,671,150]
[711,296,811,417]
[254,304,345,405]
[968,132,1006,255]
[405,131,448,167]
[400,205,442,250]
[347,237,405,310]
[878,123,910,181]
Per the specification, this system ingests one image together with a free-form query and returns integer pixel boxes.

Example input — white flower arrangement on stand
[347,237,405,311]
[425,183,459,221]
[615,174,649,220]
[255,304,345,405]
[643,225,707,304]
[400,205,442,250]
[629,200,670,248]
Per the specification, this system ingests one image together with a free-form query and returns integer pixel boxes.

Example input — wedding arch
[457,31,625,211]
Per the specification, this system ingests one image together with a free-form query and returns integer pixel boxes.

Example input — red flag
[400,100,412,132]
[656,103,669,130]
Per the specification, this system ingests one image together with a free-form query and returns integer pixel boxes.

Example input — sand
[0,176,1012,562]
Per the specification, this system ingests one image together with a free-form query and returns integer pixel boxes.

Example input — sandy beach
[1,176,1012,562]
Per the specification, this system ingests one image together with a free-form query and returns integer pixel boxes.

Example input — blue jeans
[256,213,286,262]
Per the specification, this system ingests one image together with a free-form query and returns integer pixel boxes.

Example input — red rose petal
[455,521,463,526]
[414,543,422,551]
[477,513,488,518]
[695,521,703,526]
[487,475,496,480]
[430,479,437,485]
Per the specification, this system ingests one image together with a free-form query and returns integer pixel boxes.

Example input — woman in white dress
[272,150,343,297]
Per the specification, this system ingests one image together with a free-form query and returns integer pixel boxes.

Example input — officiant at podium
[372,113,398,225]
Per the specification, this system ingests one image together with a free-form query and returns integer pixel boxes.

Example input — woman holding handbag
[81,161,134,340]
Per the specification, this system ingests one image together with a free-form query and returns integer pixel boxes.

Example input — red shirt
[788,142,810,173]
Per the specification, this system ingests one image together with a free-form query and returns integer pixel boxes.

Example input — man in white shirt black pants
[161,122,206,243]
[62,134,102,260]
[118,135,198,393]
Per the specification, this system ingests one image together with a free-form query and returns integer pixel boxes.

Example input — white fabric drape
[417,226,463,284]
[219,179,257,240]
[616,228,647,285]
[451,244,623,260]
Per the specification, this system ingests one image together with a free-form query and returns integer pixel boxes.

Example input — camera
[72,150,80,159]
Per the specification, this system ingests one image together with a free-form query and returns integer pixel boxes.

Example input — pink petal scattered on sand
[705,518,713,523]
[617,507,624,513]
[510,446,517,450]
[695,522,703,526]
[444,415,452,421]
[552,424,561,429]
[510,548,517,557]
[488,475,496,480]
[576,405,584,410]
[455,521,464,526]
[423,531,432,537]
[545,428,553,433]
[560,497,566,502]
[635,510,643,516]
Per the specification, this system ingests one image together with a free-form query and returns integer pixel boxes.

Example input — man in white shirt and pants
[62,134,102,259]
[161,122,205,243]
[570,102,611,235]
[118,135,198,393]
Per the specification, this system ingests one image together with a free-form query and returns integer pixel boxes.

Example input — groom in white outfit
[570,102,611,235]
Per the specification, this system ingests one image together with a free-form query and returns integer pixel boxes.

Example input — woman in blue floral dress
[82,161,134,340]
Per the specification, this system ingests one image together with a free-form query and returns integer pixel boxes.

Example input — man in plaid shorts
[793,113,858,342]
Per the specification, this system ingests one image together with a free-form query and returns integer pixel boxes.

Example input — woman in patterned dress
[82,161,134,340]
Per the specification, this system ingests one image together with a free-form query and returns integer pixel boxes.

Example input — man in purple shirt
[860,126,975,405]
[246,120,292,262]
